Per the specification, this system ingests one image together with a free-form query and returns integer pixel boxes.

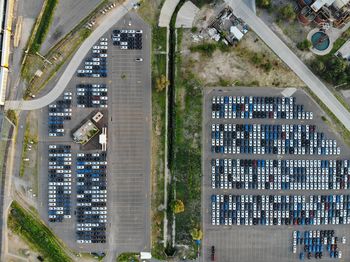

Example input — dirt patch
[7,228,41,262]
[181,29,305,87]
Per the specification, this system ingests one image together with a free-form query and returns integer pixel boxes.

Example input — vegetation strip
[29,0,59,54]
[8,201,72,262]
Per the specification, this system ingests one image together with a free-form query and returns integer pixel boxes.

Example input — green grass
[8,201,72,262]
[173,29,202,251]
[153,26,167,52]
[330,28,350,55]
[116,253,139,262]
[151,24,167,260]
[6,110,17,126]
[19,118,38,177]
[189,42,217,57]
[29,0,58,53]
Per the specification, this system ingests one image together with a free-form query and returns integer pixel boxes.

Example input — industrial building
[0,0,13,106]
[297,0,350,28]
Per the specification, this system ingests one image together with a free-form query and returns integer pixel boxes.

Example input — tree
[279,4,296,21]
[171,199,185,214]
[256,0,271,8]
[311,59,325,73]
[156,75,169,92]
[190,228,203,240]
[297,39,311,51]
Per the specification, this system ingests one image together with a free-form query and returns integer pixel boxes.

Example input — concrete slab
[158,0,180,27]
[175,1,199,28]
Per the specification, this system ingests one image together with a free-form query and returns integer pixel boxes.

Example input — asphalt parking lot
[36,12,151,255]
[202,87,350,262]
[106,12,151,255]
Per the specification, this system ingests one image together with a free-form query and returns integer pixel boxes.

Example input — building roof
[337,39,350,59]
[333,0,350,9]
[311,0,336,11]
[230,26,244,41]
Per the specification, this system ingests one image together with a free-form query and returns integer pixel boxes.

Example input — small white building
[230,26,244,41]
[336,39,350,60]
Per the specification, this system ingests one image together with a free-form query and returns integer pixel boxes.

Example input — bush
[156,75,169,92]
[190,228,203,240]
[117,253,139,262]
[279,4,296,21]
[171,199,185,214]
[189,42,217,56]
[297,39,311,51]
[256,0,271,8]
[6,110,17,126]
[311,56,350,87]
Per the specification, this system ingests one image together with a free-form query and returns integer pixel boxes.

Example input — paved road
[41,0,102,54]
[5,0,138,110]
[226,0,350,132]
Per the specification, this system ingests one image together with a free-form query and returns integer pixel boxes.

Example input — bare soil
[181,29,305,87]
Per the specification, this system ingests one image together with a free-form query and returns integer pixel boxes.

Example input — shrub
[297,39,311,51]
[171,199,185,214]
[279,4,296,21]
[256,0,271,8]
[189,42,217,57]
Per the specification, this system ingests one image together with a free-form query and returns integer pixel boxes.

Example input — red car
[211,246,215,261]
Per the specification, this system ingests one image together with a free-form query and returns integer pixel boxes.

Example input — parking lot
[36,12,151,254]
[202,87,350,262]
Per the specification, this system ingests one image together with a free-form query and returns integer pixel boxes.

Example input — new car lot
[111,29,142,50]
[48,144,72,223]
[38,12,151,255]
[211,158,350,190]
[211,123,340,155]
[212,194,350,226]
[48,92,72,136]
[202,88,350,262]
[292,229,345,259]
[76,152,107,244]
[211,95,313,120]
[76,83,108,108]
[77,38,108,78]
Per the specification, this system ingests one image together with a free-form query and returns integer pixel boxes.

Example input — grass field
[172,29,202,258]
[8,201,72,262]
[151,24,167,259]
[29,0,58,53]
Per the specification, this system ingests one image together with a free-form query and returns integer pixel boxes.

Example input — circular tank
[311,32,330,51]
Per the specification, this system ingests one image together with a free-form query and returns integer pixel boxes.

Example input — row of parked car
[211,95,313,120]
[112,29,142,49]
[76,84,108,108]
[76,152,107,244]
[211,194,350,226]
[48,145,72,222]
[77,38,108,78]
[293,230,344,260]
[48,93,72,137]
[211,123,340,155]
[211,158,350,190]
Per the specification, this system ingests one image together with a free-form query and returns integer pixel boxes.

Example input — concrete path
[158,0,180,27]
[5,0,137,110]
[175,1,199,28]
[226,0,350,132]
